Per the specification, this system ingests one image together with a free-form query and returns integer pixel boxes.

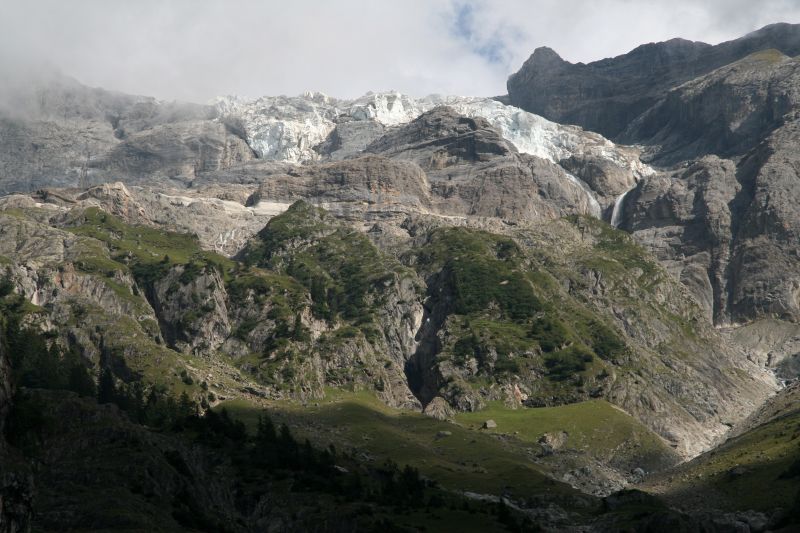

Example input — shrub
[544,345,594,381]
[529,316,570,353]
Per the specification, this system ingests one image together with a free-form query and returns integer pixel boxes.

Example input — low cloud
[1,0,798,103]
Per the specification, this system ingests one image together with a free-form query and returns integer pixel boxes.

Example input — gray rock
[621,50,800,165]
[0,71,235,194]
[538,431,568,455]
[625,143,800,324]
[507,23,800,140]
[482,419,497,429]
[423,396,456,421]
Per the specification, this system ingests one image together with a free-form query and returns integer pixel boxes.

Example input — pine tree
[97,368,117,404]
[278,423,298,465]
[177,391,196,421]
[67,357,97,398]
[253,414,279,466]
[121,381,145,422]
[256,415,277,446]
[0,274,13,298]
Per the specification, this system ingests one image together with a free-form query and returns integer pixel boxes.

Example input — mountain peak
[528,46,566,66]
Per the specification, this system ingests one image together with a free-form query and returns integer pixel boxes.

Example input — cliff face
[0,72,254,194]
[621,137,800,327]
[507,23,800,141]
[620,51,800,164]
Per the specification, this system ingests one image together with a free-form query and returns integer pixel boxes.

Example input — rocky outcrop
[314,117,387,160]
[246,155,432,212]
[147,266,232,356]
[365,106,517,164]
[559,153,639,207]
[422,396,455,420]
[237,108,615,223]
[366,107,605,220]
[4,182,281,257]
[620,157,739,323]
[93,120,255,182]
[507,23,800,140]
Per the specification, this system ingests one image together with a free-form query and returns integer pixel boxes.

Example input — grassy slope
[221,392,583,503]
[220,389,677,513]
[457,400,677,471]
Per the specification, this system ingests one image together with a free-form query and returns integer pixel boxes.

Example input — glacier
[214,91,655,220]
[215,92,650,170]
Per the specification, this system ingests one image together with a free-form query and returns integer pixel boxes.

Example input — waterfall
[610,184,636,228]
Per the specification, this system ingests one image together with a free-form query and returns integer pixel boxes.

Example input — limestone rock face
[365,107,604,220]
[246,155,432,213]
[621,157,739,323]
[14,182,281,257]
[314,118,387,160]
[519,34,800,327]
[621,51,800,165]
[559,154,639,206]
[507,23,800,140]
[0,72,221,194]
[622,135,800,325]
[148,267,232,356]
[93,120,256,182]
[238,108,611,223]
[365,106,517,164]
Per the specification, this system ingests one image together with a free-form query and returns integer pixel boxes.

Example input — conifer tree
[97,368,117,404]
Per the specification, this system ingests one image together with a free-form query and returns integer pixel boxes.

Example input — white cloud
[0,0,798,103]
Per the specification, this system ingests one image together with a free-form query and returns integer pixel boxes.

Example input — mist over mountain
[1,13,800,533]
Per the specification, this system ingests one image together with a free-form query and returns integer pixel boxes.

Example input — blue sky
[450,1,518,66]
[2,0,799,102]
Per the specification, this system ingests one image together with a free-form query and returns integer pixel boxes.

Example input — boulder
[538,431,568,455]
[423,396,455,421]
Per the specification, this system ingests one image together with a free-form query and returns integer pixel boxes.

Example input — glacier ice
[214,91,654,219]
